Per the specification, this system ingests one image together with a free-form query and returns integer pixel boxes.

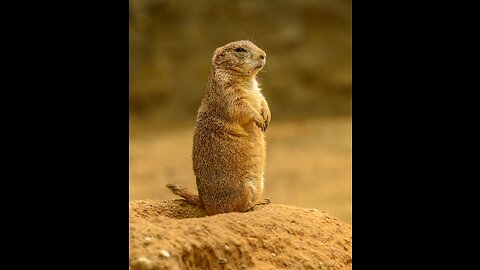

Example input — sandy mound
[129,200,352,270]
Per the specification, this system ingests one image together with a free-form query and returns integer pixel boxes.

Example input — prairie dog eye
[234,47,246,52]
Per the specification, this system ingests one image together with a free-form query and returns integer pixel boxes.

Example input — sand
[129,199,352,269]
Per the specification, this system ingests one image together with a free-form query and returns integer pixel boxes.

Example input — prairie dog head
[212,40,266,77]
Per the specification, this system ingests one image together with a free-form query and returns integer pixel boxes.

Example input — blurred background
[129,0,352,224]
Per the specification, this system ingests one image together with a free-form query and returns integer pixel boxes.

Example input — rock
[131,256,153,270]
[143,237,152,246]
[159,250,170,258]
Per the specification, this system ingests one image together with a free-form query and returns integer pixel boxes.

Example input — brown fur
[167,40,271,215]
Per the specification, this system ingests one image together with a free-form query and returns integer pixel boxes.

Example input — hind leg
[253,176,270,205]
[243,179,270,212]
[203,182,252,215]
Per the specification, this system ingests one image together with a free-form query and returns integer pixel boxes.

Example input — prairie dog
[167,40,271,215]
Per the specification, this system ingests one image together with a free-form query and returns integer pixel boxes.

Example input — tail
[166,183,203,208]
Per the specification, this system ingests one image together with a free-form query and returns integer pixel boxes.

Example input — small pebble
[271,252,276,257]
[134,257,152,269]
[219,258,227,264]
[159,249,170,258]
[143,237,152,246]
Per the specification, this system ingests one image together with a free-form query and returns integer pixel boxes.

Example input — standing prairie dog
[166,40,271,215]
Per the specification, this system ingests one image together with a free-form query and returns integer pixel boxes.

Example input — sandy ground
[129,199,352,270]
[130,117,352,224]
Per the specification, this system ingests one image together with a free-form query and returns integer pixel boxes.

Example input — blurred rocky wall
[130,0,351,123]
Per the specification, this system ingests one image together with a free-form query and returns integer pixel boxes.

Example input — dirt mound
[129,200,352,270]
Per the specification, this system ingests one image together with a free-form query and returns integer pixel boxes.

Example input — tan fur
[166,40,271,215]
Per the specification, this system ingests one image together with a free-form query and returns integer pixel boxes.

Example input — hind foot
[256,198,271,205]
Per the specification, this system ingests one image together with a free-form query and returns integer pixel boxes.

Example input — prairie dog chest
[242,78,263,111]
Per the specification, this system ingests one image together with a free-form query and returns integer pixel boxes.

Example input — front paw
[260,110,271,131]
[255,117,267,132]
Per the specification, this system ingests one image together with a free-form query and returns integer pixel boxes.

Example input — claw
[255,119,267,131]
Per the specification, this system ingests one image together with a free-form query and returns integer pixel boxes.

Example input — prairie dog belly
[243,78,263,112]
